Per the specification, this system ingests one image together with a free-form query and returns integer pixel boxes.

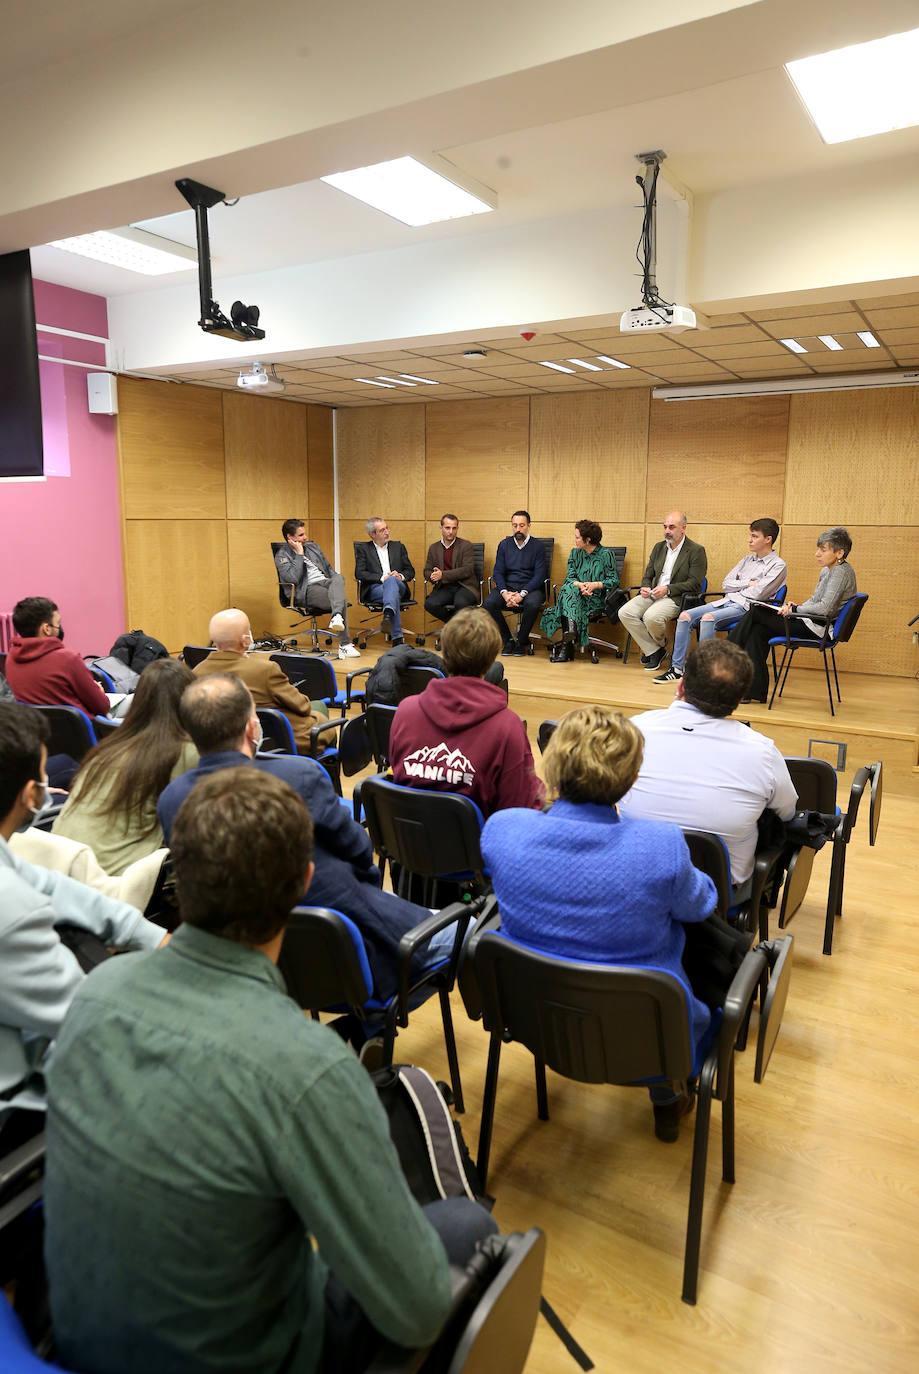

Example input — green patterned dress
[540,544,620,647]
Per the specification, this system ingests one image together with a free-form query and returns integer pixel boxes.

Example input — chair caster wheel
[358,640,367,650]
[590,649,600,664]
[415,636,425,646]
[612,646,622,659]
[325,637,334,646]
[527,643,535,656]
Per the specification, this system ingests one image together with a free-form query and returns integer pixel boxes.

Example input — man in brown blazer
[192,609,327,754]
[423,514,479,624]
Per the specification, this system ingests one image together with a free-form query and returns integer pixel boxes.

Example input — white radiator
[0,612,14,653]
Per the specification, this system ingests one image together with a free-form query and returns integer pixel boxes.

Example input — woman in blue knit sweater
[481,705,717,1141]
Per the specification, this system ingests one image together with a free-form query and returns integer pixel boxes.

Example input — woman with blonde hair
[481,704,717,1141]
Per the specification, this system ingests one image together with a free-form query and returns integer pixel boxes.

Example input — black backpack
[371,1064,488,1207]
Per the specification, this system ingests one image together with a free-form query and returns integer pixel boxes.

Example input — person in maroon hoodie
[6,598,110,717]
[390,608,544,818]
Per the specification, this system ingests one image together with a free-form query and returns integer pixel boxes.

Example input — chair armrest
[309,715,348,752]
[715,946,768,1091]
[395,895,487,1022]
[346,666,372,709]
[364,1261,486,1374]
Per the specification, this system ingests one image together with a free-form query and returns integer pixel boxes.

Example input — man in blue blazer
[482,510,547,655]
[158,674,451,1004]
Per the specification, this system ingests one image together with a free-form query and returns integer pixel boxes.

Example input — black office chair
[25,705,96,762]
[682,829,733,920]
[471,929,793,1304]
[536,719,558,755]
[268,650,355,712]
[771,756,838,943]
[91,715,122,740]
[270,541,340,654]
[366,1228,546,1374]
[401,665,445,697]
[486,536,554,655]
[352,540,418,648]
[280,901,483,1113]
[422,542,486,648]
[361,776,489,907]
[180,644,214,670]
[767,593,868,715]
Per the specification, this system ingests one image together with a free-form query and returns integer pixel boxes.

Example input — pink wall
[0,278,125,655]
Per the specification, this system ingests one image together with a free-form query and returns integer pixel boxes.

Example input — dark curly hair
[575,519,602,547]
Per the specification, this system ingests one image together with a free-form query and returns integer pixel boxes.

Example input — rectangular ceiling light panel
[321,155,496,226]
[46,226,197,275]
[786,27,919,143]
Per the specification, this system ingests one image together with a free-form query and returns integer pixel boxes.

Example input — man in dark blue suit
[158,674,452,1004]
[482,511,547,655]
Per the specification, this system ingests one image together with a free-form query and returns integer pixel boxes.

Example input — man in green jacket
[45,768,495,1374]
[618,510,707,672]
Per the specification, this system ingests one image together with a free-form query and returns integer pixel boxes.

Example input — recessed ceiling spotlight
[463,349,488,359]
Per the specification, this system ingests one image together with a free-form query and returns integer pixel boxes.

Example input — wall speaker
[87,372,118,415]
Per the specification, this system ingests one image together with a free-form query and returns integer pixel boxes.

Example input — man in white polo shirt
[618,511,707,673]
[618,640,797,898]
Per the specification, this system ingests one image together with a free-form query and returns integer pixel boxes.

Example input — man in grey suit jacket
[354,517,415,646]
[0,702,164,1146]
[618,511,707,670]
[274,519,359,659]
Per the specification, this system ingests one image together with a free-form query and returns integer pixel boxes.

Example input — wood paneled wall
[337,388,919,676]
[116,378,333,651]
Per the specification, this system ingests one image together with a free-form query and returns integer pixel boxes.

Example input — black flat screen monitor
[0,249,43,478]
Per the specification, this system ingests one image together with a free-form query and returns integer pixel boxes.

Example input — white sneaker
[329,614,345,632]
[338,643,361,659]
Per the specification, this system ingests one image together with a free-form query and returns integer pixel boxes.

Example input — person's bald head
[208,608,252,652]
[662,511,687,548]
[179,674,257,754]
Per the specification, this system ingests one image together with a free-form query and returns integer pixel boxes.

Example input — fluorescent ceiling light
[857,331,881,347]
[786,27,919,143]
[538,361,576,374]
[780,338,808,354]
[355,378,396,388]
[377,376,417,387]
[46,226,197,275]
[320,154,496,227]
[818,335,843,350]
[567,358,602,371]
[653,370,919,401]
[398,373,438,384]
[595,355,631,369]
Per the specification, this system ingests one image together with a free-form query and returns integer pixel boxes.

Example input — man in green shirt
[45,768,494,1373]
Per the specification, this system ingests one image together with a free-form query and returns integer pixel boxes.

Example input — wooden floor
[330,646,919,1370]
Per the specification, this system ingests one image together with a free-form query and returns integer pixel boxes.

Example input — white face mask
[15,775,51,832]
[251,722,264,755]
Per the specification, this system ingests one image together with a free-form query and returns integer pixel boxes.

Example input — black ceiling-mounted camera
[175,177,265,342]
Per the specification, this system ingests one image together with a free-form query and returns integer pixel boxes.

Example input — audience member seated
[274,517,360,659]
[192,607,329,753]
[390,609,543,817]
[540,519,620,662]
[158,675,459,1006]
[5,596,110,716]
[729,525,857,703]
[481,705,717,1141]
[52,657,197,874]
[45,767,496,1374]
[482,510,547,656]
[423,513,479,624]
[0,702,164,1152]
[618,512,707,673]
[355,516,415,647]
[654,517,786,685]
[619,641,797,899]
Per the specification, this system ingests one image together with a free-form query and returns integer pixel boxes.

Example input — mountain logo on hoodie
[401,742,475,785]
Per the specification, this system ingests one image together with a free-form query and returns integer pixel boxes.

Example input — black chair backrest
[339,713,374,777]
[365,703,397,770]
[474,933,696,1085]
[402,665,444,697]
[30,705,96,762]
[754,937,794,1082]
[445,1228,546,1374]
[536,720,557,754]
[534,536,554,594]
[682,829,732,917]
[181,645,213,670]
[361,775,486,883]
[470,541,486,591]
[271,540,297,610]
[256,707,296,754]
[92,716,122,741]
[784,756,837,812]
[609,545,626,579]
[279,907,372,1013]
[833,592,868,644]
[269,651,335,701]
[868,760,882,846]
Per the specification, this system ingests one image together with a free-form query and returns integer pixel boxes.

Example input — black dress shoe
[381,606,395,627]
[511,643,527,656]
[642,647,667,671]
[653,1094,695,1143]
[501,640,516,656]
[741,694,767,704]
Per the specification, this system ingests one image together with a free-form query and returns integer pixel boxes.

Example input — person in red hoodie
[6,598,110,717]
[390,608,544,818]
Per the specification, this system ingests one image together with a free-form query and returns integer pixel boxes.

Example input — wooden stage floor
[332,643,919,795]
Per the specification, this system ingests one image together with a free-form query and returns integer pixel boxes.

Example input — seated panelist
[540,519,620,663]
[482,510,546,656]
[423,513,479,624]
[355,516,415,647]
[618,512,707,673]
[274,518,360,659]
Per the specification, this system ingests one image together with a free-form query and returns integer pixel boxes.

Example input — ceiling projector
[237,363,285,394]
[620,304,696,334]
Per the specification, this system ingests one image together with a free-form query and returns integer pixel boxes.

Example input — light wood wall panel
[223,393,308,520]
[425,398,530,521]
[339,518,427,639]
[784,389,919,525]
[118,377,225,519]
[529,391,648,524]
[777,525,918,677]
[307,406,334,522]
[336,408,425,520]
[123,519,228,653]
[646,395,788,522]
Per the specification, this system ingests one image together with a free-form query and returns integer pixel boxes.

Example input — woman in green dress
[541,520,620,662]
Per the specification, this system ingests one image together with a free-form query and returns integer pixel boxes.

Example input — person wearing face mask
[0,702,165,1149]
[192,607,328,754]
[6,596,111,716]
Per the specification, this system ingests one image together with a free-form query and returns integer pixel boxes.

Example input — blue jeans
[672,600,743,670]
[365,578,410,637]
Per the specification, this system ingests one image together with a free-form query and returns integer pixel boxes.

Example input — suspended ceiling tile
[746,300,853,321]
[759,311,865,339]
